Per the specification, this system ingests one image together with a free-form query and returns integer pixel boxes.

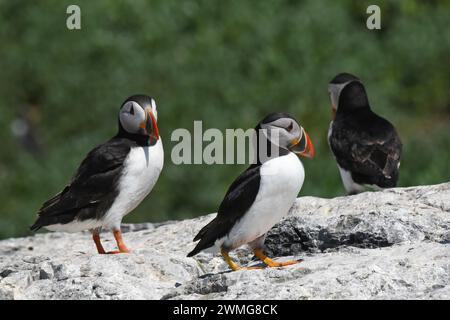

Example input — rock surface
[1,183,449,300]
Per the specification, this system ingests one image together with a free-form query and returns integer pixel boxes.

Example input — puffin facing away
[328,73,402,195]
[31,95,164,254]
[188,113,315,271]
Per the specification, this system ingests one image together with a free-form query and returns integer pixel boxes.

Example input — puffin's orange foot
[221,249,263,271]
[106,248,130,254]
[265,259,303,268]
[254,249,302,268]
[104,246,130,254]
[95,230,131,254]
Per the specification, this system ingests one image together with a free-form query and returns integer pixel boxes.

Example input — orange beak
[139,108,159,140]
[288,129,315,158]
[301,131,315,158]
[148,109,159,140]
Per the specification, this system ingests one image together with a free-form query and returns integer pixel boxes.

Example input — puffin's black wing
[329,109,402,188]
[31,138,132,230]
[187,165,261,257]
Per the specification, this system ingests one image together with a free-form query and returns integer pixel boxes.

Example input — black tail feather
[29,223,41,232]
[30,215,45,231]
[187,241,208,257]
[188,219,217,257]
[187,248,199,257]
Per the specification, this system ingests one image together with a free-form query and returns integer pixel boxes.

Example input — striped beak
[288,129,315,158]
[140,108,159,141]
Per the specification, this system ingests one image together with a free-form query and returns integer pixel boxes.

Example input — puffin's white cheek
[279,133,292,147]
[331,92,339,109]
[120,114,140,134]
[267,128,281,145]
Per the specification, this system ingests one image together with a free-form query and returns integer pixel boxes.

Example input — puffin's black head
[329,72,360,84]
[118,94,159,144]
[257,112,315,158]
[328,73,369,118]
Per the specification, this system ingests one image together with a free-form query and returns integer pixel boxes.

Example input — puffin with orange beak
[188,113,314,271]
[31,95,163,254]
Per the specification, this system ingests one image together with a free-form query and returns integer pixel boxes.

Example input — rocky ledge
[1,183,449,300]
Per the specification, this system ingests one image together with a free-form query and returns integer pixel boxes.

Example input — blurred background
[0,0,449,240]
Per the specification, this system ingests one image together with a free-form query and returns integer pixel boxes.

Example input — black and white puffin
[31,95,163,254]
[327,73,402,195]
[187,113,315,271]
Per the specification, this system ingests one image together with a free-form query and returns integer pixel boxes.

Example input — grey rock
[38,262,54,280]
[0,183,449,299]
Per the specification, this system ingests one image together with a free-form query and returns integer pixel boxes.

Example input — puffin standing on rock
[327,73,402,195]
[188,113,315,271]
[31,95,164,254]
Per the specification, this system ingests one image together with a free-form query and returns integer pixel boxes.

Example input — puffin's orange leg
[106,229,130,254]
[253,249,302,268]
[221,249,262,271]
[92,232,106,254]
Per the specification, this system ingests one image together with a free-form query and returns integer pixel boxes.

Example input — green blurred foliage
[0,0,449,239]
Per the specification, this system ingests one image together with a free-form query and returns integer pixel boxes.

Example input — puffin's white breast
[337,165,364,194]
[102,139,164,229]
[327,120,333,142]
[223,152,305,249]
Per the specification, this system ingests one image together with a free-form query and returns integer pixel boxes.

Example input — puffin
[187,113,315,271]
[30,95,164,254]
[327,73,402,195]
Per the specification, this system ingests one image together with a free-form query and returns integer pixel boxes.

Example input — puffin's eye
[129,105,134,115]
[287,122,293,132]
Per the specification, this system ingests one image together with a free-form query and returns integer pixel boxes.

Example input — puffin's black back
[187,164,261,257]
[30,137,139,230]
[329,81,402,188]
